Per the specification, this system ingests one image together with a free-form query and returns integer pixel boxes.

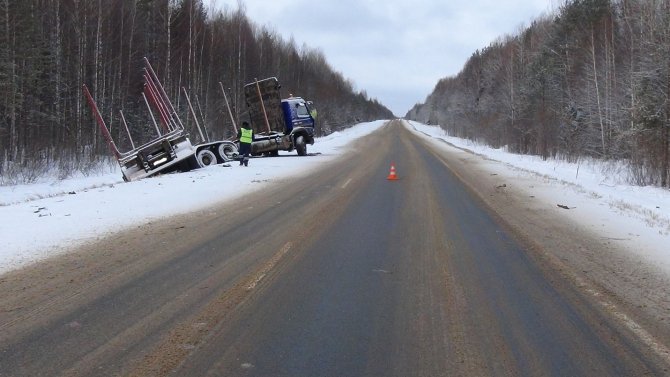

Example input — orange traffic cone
[387,163,399,180]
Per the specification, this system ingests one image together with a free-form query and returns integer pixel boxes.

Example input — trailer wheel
[217,142,238,162]
[196,149,217,167]
[295,136,307,156]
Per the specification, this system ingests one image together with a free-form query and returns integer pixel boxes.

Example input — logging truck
[83,58,237,182]
[244,77,316,156]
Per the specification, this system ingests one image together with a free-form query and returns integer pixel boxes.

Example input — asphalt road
[0,120,667,376]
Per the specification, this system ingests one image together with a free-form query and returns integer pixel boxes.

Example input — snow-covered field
[1,120,669,276]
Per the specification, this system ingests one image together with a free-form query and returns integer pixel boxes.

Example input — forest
[407,0,670,188]
[0,0,393,183]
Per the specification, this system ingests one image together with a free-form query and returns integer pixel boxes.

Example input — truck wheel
[196,149,217,167]
[295,136,307,156]
[217,142,237,162]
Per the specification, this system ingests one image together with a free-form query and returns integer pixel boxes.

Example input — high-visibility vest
[240,128,253,143]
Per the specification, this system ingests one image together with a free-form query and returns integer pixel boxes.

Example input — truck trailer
[83,58,237,182]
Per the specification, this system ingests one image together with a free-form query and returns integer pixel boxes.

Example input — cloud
[212,0,552,116]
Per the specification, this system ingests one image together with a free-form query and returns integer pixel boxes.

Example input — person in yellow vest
[237,121,254,166]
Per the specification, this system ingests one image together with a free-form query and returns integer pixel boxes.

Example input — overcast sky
[212,0,555,116]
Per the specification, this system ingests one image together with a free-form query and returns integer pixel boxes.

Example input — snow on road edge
[0,121,387,273]
[405,120,670,275]
[2,118,669,277]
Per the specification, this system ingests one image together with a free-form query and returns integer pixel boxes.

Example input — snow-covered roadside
[0,121,387,274]
[2,118,669,276]
[406,120,670,274]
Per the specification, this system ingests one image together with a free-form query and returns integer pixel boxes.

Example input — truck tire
[295,135,307,156]
[217,142,238,162]
[196,149,217,167]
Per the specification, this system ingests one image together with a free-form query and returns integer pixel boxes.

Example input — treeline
[407,0,670,188]
[0,0,393,182]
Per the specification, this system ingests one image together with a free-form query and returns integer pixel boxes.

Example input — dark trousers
[239,142,251,166]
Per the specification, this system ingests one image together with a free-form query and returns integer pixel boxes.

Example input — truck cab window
[296,104,309,117]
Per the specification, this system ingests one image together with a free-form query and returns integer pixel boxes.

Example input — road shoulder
[414,127,670,365]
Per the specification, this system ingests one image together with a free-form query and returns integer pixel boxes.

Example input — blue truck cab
[282,97,315,133]
[282,96,315,142]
